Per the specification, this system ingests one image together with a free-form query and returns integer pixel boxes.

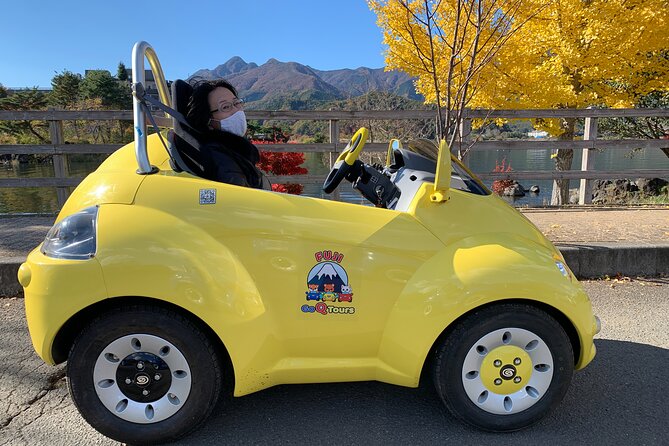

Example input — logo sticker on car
[301,250,355,316]
[199,189,216,205]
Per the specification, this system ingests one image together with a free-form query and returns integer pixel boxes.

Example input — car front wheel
[67,305,223,445]
[433,303,574,432]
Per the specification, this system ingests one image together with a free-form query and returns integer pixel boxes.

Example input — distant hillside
[189,57,422,108]
[313,67,421,101]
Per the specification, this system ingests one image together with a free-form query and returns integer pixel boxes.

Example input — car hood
[410,183,559,256]
[57,136,170,221]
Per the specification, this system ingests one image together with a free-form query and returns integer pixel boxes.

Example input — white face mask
[215,110,247,137]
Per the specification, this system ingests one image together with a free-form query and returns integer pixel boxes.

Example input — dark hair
[186,79,238,131]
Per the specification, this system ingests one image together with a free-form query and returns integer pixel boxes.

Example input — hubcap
[93,334,192,423]
[462,328,554,415]
[479,346,532,395]
[116,352,172,403]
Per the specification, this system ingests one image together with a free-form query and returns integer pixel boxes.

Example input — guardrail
[1,108,668,209]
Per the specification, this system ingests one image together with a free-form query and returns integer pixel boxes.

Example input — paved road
[1,279,667,446]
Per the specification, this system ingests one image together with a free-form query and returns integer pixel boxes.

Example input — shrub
[491,158,514,195]
[251,125,307,194]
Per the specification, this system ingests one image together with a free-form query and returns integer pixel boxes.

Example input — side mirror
[387,139,402,166]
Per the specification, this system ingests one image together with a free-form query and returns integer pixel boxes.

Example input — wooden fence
[1,108,668,209]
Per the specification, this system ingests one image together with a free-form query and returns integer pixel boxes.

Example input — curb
[557,243,669,279]
[2,244,667,297]
[0,257,24,297]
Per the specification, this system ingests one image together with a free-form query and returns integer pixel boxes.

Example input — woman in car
[186,79,268,188]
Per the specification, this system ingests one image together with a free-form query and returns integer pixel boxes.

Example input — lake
[303,145,669,206]
[1,145,668,213]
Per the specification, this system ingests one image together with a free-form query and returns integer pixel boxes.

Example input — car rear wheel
[67,305,222,445]
[433,303,574,432]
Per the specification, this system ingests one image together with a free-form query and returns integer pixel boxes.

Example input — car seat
[167,79,209,178]
[167,79,271,190]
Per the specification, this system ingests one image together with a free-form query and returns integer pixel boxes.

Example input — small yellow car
[18,42,599,445]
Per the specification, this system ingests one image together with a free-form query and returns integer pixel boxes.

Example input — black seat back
[168,80,270,189]
[169,80,208,176]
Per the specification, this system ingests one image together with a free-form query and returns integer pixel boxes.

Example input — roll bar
[131,41,171,174]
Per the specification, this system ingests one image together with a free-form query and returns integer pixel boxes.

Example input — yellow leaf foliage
[476,0,669,110]
[369,0,544,108]
[370,0,669,129]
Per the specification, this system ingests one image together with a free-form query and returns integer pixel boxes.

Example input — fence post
[329,119,341,201]
[578,110,598,205]
[48,110,70,209]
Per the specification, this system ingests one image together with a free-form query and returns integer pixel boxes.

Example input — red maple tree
[251,125,307,194]
[491,158,514,195]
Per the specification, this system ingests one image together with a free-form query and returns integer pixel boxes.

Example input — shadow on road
[170,339,668,445]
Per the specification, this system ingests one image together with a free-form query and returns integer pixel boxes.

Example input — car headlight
[41,206,98,260]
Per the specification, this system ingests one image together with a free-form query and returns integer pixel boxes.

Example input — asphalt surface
[0,278,667,446]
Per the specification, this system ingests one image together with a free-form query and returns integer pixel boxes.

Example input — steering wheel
[322,127,368,193]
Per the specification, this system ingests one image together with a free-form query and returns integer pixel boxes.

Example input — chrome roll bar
[132,41,171,174]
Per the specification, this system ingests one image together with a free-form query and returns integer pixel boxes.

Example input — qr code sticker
[199,189,216,205]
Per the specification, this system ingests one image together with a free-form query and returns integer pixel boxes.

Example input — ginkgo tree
[371,0,669,205]
[368,0,544,153]
[476,0,669,204]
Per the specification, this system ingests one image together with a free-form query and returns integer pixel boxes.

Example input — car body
[18,42,599,445]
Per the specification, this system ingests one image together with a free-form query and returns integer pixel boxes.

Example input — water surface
[1,146,667,213]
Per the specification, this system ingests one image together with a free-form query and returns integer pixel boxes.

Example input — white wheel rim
[461,327,554,415]
[93,334,192,424]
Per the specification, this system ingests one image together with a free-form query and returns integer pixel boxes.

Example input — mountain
[190,56,258,79]
[188,57,421,107]
[312,263,340,281]
[308,263,346,291]
[226,59,342,104]
[313,67,420,100]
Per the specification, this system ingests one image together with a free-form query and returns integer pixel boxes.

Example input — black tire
[67,305,222,445]
[433,303,573,432]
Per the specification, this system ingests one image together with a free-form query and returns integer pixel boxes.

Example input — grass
[632,194,669,205]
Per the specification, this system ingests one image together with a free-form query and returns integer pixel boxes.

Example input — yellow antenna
[430,139,451,203]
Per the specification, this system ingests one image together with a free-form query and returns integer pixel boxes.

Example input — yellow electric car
[19,42,599,445]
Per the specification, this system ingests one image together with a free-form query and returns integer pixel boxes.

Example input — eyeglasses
[210,99,244,114]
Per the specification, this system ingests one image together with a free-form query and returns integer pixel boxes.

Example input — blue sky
[1,0,388,88]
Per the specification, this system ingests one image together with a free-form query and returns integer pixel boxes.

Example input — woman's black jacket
[197,130,269,189]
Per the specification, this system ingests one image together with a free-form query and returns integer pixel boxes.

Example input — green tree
[599,90,669,158]
[329,91,435,143]
[117,62,128,81]
[0,88,49,143]
[80,70,131,109]
[0,83,7,99]
[602,90,669,159]
[50,70,82,108]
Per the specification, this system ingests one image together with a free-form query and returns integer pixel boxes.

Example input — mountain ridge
[189,57,421,105]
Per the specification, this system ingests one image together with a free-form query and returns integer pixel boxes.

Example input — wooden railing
[1,108,668,209]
